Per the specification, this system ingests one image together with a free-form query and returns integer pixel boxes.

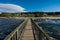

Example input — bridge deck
[22,19,34,40]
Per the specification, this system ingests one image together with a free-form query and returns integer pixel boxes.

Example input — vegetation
[0,12,60,17]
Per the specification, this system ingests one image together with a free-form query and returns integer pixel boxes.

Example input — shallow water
[35,19,60,40]
[0,18,24,39]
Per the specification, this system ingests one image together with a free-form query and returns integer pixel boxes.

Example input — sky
[0,0,60,12]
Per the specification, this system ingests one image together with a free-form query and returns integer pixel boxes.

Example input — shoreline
[0,17,60,19]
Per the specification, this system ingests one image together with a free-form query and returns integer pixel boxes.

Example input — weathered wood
[22,19,34,40]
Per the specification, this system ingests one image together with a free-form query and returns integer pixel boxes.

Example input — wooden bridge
[4,18,53,40]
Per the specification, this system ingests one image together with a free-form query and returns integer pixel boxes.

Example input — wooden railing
[4,19,28,40]
[31,19,52,40]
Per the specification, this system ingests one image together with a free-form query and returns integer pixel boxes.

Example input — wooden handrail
[4,19,28,40]
[31,19,52,40]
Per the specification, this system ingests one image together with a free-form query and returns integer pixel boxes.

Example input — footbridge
[4,18,53,40]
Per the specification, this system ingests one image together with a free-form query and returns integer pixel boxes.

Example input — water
[35,19,60,40]
[0,18,25,40]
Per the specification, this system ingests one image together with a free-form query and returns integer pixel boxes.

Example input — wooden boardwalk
[22,19,34,40]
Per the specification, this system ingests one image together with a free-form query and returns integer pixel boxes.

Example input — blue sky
[0,0,60,12]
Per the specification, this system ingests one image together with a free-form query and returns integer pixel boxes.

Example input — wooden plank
[22,19,34,40]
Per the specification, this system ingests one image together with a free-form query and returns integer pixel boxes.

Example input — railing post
[38,30,42,40]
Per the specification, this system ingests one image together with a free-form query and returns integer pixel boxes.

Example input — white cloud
[0,4,26,12]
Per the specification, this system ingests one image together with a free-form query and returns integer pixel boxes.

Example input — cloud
[0,4,26,12]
